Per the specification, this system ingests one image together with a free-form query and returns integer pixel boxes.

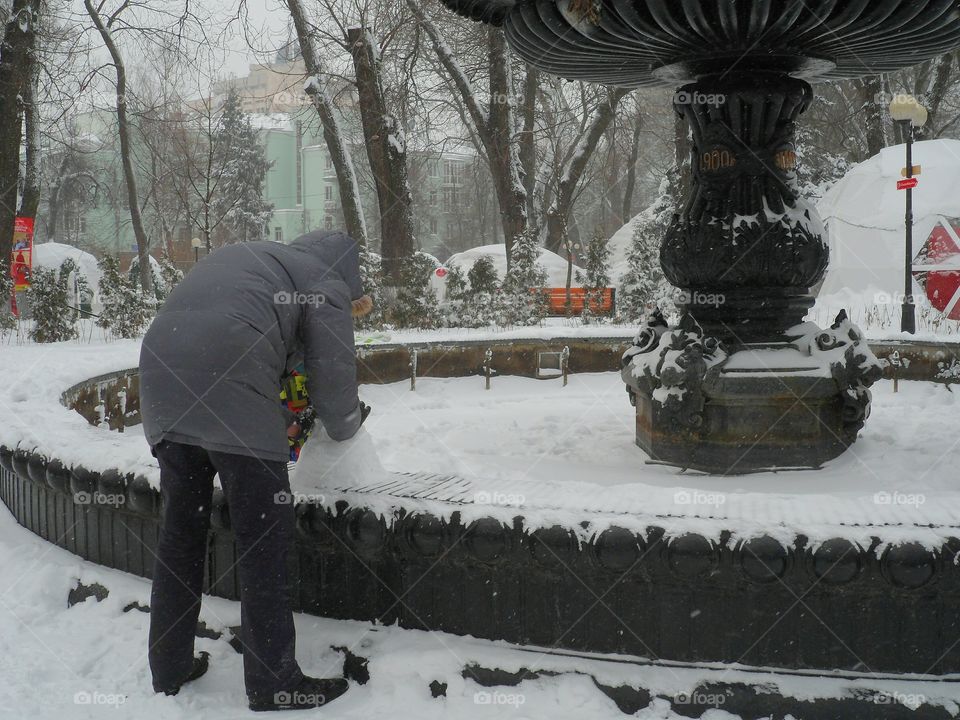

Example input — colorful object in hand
[280,368,312,461]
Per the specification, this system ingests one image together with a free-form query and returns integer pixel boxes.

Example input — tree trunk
[920,52,956,140]
[84,0,154,294]
[347,26,414,283]
[286,0,368,246]
[544,87,629,253]
[406,1,527,260]
[0,1,38,275]
[485,28,526,259]
[851,75,886,158]
[19,58,41,219]
[519,64,539,228]
[602,121,623,236]
[621,106,642,221]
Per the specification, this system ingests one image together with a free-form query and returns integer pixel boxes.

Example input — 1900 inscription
[700,148,736,173]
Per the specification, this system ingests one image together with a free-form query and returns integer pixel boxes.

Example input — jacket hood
[291,230,364,300]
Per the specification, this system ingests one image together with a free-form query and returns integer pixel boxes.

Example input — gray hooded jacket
[139,230,363,462]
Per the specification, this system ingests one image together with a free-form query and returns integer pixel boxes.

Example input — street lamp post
[190,237,202,264]
[889,96,928,335]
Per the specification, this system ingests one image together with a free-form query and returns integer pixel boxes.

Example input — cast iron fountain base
[622,311,883,474]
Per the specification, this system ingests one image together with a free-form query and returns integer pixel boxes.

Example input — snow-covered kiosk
[818,138,960,310]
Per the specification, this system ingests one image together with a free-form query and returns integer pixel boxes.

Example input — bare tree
[286,0,368,246]
[348,25,414,282]
[406,0,526,259]
[621,100,643,221]
[543,86,630,253]
[83,0,153,293]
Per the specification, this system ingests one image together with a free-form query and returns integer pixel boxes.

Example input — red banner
[11,217,34,292]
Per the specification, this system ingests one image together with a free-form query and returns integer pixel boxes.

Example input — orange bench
[543,287,615,316]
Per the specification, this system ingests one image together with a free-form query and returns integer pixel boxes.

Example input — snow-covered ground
[5,500,958,720]
[0,501,723,720]
[3,335,960,718]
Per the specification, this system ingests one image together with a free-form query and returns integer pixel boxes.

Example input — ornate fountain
[439,0,960,473]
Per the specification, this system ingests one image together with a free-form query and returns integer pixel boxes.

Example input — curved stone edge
[57,337,960,429]
[4,451,960,676]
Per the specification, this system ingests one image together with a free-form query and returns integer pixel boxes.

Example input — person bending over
[140,229,372,712]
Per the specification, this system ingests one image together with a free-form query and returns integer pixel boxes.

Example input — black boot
[249,676,349,712]
[156,651,210,696]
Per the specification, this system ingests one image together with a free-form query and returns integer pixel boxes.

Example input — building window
[429,189,438,206]
[325,185,333,201]
[78,215,87,238]
[429,218,438,234]
[324,216,333,231]
[325,155,333,170]
[275,227,283,243]
[442,187,458,213]
[444,160,462,185]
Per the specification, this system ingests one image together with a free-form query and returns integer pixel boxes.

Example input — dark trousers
[148,440,303,700]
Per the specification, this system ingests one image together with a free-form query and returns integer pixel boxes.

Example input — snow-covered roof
[249,113,293,131]
[818,138,960,298]
[444,243,584,288]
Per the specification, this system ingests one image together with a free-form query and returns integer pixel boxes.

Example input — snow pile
[444,244,584,289]
[606,211,644,280]
[33,242,103,307]
[291,427,390,491]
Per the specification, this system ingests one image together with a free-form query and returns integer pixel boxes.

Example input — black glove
[360,401,371,426]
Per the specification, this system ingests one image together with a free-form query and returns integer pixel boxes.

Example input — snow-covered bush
[461,256,501,327]
[393,252,441,329]
[440,264,470,327]
[618,179,676,322]
[578,229,611,323]
[98,256,151,339]
[795,124,851,203]
[157,251,183,302]
[356,247,385,330]
[500,229,549,327]
[128,252,183,304]
[26,259,86,343]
